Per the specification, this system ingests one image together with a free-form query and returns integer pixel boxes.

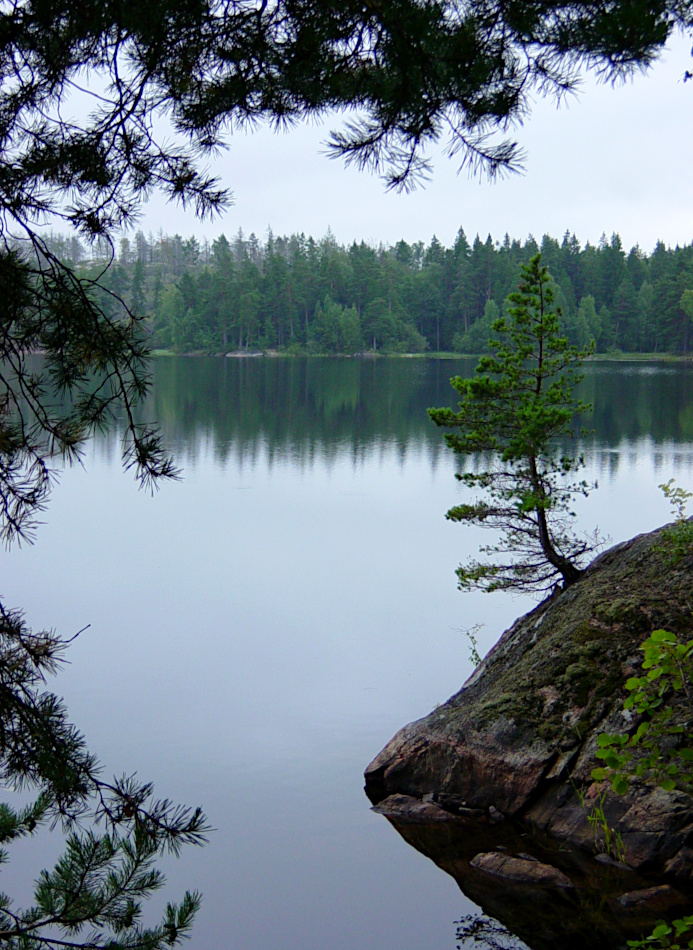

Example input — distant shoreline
[150,348,693,362]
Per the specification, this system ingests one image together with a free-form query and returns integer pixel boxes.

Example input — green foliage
[576,295,601,348]
[680,290,693,323]
[429,254,597,593]
[627,916,693,949]
[0,604,208,950]
[589,629,693,948]
[587,626,693,948]
[577,786,626,862]
[657,479,693,565]
[660,479,693,523]
[452,299,499,354]
[461,623,484,667]
[592,630,693,794]
[310,297,362,354]
[40,225,693,357]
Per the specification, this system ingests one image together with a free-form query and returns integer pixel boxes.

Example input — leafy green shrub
[657,479,693,565]
[590,628,693,950]
[627,916,693,949]
[592,630,693,794]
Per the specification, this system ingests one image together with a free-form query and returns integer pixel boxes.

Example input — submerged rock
[617,885,681,910]
[375,794,686,950]
[366,525,693,878]
[469,851,574,888]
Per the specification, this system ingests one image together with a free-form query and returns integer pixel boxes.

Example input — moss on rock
[365,524,693,874]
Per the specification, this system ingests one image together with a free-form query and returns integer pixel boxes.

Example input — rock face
[365,525,693,877]
[469,851,574,888]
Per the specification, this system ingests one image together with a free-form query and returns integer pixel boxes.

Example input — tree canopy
[71,226,693,357]
[2,1,689,216]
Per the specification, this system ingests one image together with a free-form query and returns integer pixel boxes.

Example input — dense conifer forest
[46,228,693,356]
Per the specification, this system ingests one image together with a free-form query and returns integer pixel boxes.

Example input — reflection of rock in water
[373,795,688,950]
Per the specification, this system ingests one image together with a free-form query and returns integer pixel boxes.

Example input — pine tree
[429,254,597,594]
[0,605,208,950]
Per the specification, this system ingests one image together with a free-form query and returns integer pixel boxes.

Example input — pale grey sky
[137,34,693,253]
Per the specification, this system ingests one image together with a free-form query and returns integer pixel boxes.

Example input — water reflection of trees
[456,914,530,949]
[129,357,693,473]
[581,365,693,445]
[145,356,463,470]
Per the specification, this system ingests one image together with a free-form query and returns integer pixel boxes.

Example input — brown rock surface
[617,885,682,910]
[372,793,454,822]
[469,851,574,888]
[365,525,693,876]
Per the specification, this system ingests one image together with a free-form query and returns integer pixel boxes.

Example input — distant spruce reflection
[146,357,693,476]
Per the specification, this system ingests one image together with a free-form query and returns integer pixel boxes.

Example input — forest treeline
[46,227,693,355]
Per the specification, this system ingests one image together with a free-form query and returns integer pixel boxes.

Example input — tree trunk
[529,457,582,587]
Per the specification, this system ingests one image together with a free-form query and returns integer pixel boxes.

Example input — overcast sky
[136,33,693,254]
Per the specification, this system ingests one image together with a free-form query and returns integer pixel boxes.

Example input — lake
[2,356,692,950]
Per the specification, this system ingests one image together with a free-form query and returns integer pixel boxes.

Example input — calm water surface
[2,357,692,950]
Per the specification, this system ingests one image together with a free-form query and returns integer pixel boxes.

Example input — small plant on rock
[461,622,484,667]
[657,479,693,566]
[575,784,626,863]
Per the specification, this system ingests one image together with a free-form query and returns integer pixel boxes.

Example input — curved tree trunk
[529,456,583,587]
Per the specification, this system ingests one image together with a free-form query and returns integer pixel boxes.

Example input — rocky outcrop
[365,525,693,877]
